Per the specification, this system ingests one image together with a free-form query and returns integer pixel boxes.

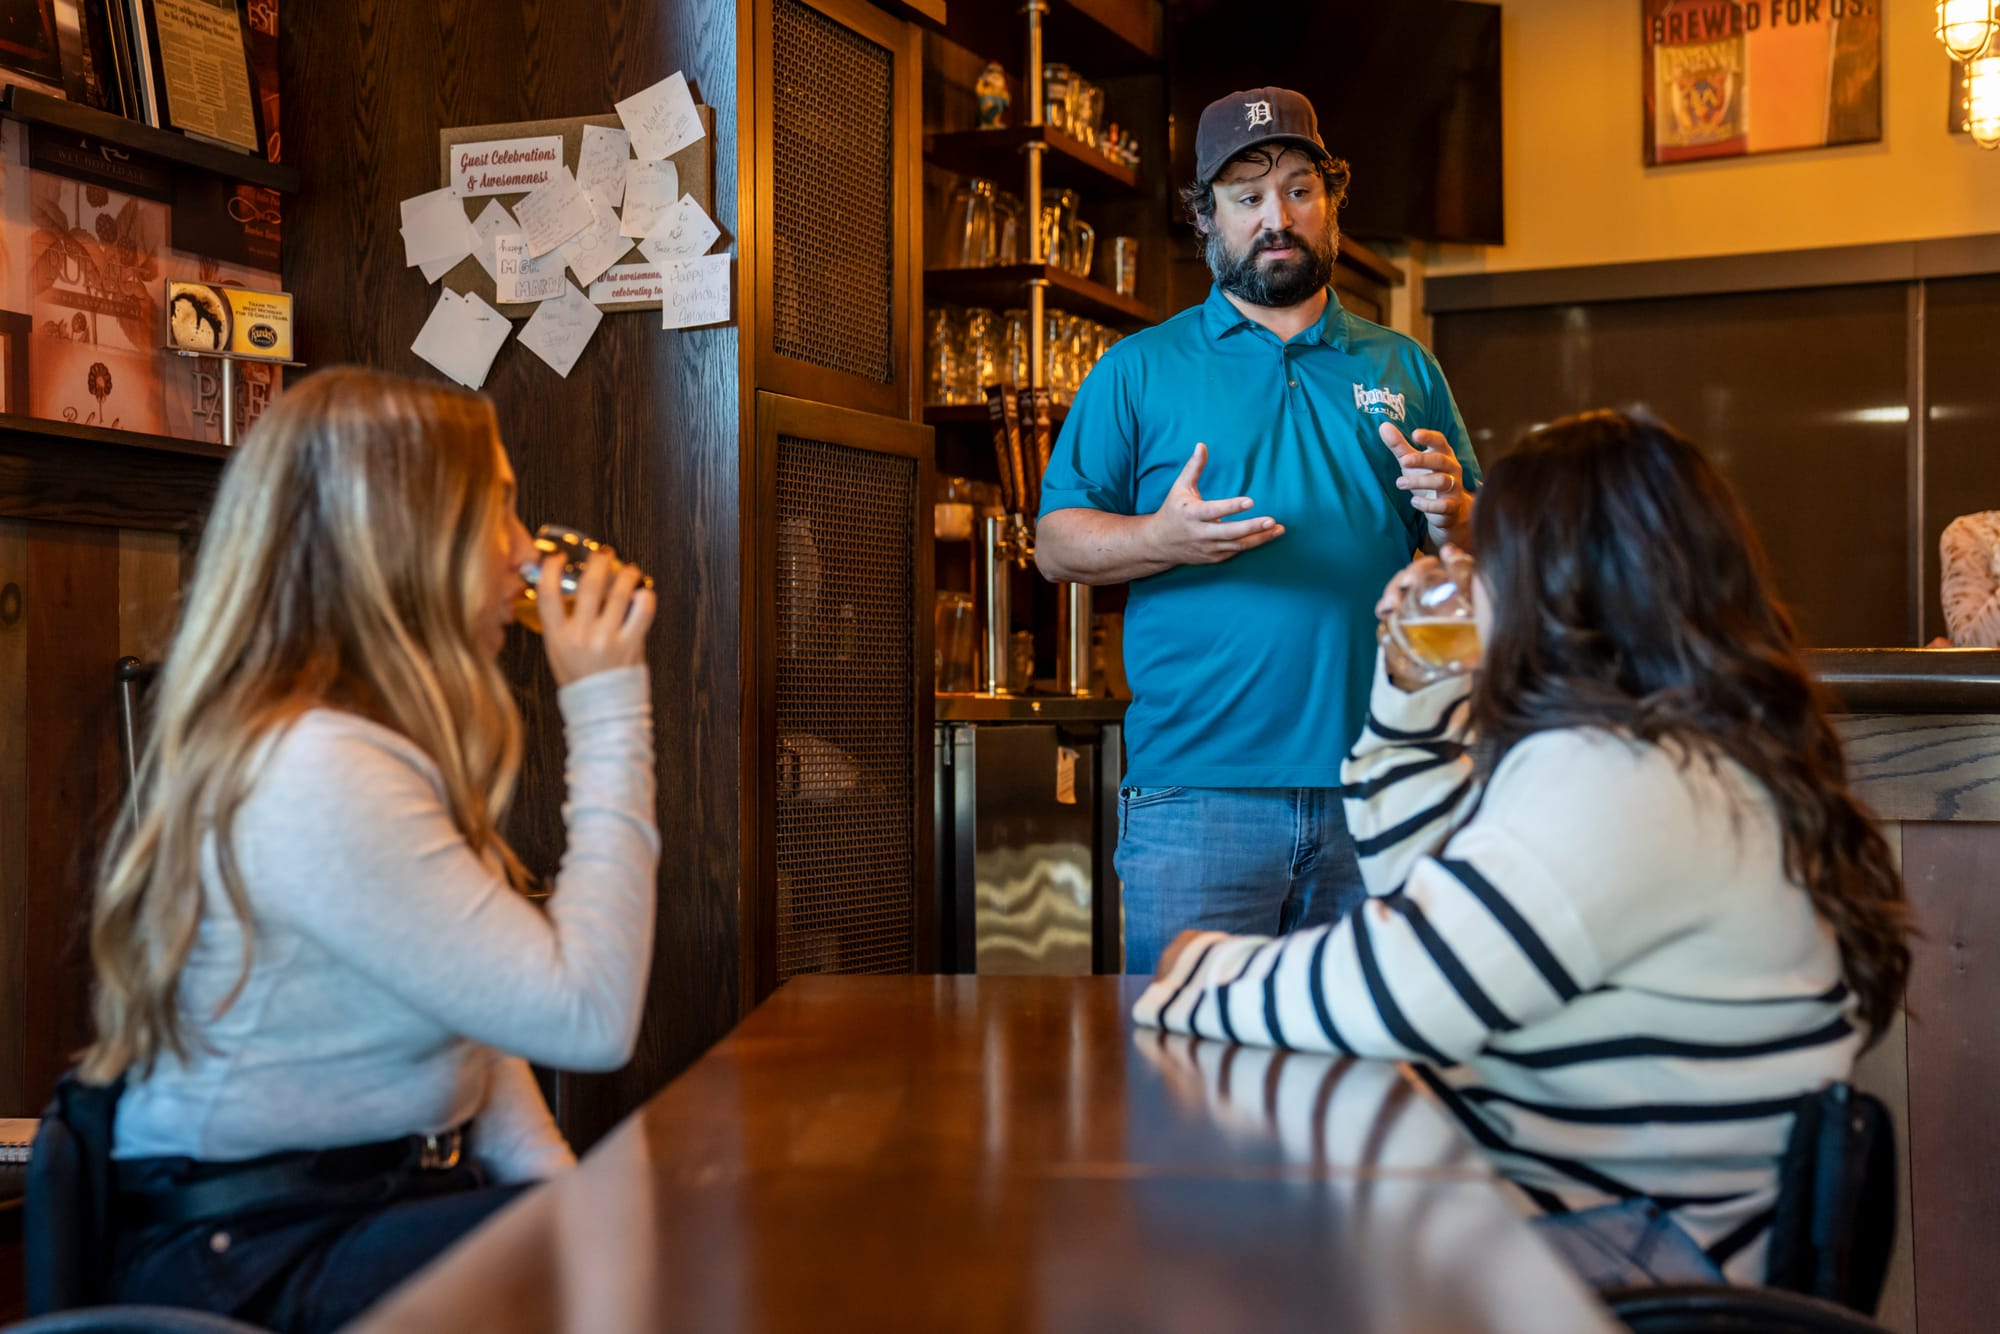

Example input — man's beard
[1207,221,1338,308]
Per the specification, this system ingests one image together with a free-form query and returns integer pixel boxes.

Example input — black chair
[23,1083,117,1317]
[1606,1083,1896,1333]
[0,1309,271,1334]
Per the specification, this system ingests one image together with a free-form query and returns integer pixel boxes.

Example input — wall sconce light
[1938,0,2000,61]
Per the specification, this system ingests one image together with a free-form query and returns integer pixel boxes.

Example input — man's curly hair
[1180,147,1352,233]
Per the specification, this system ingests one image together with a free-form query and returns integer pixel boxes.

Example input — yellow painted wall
[1424,0,2000,276]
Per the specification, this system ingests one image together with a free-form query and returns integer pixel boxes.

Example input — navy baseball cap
[1195,87,1330,185]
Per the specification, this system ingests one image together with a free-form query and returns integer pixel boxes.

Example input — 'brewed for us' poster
[1643,1,1881,165]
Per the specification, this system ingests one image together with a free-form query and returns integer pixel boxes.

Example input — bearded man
[1035,87,1483,973]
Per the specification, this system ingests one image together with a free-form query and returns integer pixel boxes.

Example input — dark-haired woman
[1134,409,1910,1288]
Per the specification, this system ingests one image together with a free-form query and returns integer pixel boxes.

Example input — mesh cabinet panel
[770,0,896,384]
[773,434,916,978]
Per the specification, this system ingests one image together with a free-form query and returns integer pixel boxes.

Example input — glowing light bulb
[1967,51,2000,148]
[1938,0,2000,61]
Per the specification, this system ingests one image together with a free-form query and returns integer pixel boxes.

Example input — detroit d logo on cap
[1245,100,1274,129]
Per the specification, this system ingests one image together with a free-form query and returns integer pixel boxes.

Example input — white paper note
[471,200,524,282]
[399,186,456,229]
[616,72,703,162]
[519,281,605,378]
[660,254,732,329]
[448,135,565,196]
[458,291,514,389]
[400,188,475,269]
[414,289,509,389]
[512,166,595,258]
[576,124,632,207]
[640,193,722,264]
[618,159,679,238]
[561,191,632,289]
[588,263,668,306]
[415,248,461,283]
[495,234,570,305]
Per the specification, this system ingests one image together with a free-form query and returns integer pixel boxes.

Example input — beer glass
[1381,551,1481,684]
[515,524,654,634]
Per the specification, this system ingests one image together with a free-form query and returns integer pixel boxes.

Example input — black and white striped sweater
[1131,657,1859,1284]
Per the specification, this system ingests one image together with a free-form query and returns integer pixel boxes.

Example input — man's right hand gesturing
[1144,442,1286,566]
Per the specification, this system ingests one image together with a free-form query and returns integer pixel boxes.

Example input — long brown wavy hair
[1468,410,1910,1040]
[82,368,528,1082]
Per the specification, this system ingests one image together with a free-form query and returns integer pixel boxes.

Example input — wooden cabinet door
[744,391,934,1001]
[749,0,923,420]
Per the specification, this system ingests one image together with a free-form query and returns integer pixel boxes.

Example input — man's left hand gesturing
[1380,422,1473,551]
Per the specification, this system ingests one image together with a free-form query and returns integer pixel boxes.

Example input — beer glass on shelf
[940,178,996,269]
[993,191,1025,266]
[1000,308,1030,387]
[1042,63,1074,134]
[516,525,654,635]
[962,307,997,399]
[1380,550,1481,685]
[925,306,957,405]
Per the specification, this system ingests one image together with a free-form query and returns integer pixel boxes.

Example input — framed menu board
[144,0,263,154]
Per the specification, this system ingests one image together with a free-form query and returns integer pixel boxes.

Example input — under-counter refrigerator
[934,698,1126,974]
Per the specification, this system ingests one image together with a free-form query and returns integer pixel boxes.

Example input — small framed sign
[166,279,292,361]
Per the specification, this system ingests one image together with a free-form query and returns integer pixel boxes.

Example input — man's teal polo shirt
[1039,284,1481,789]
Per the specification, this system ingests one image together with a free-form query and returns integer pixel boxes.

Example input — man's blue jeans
[1115,786,1366,974]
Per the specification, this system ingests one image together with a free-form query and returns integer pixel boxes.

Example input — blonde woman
[82,368,658,1332]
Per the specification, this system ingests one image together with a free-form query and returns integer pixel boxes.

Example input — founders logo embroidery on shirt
[1353,383,1407,422]
[1245,100,1274,129]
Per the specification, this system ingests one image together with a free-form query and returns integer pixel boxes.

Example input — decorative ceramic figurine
[976,62,1010,129]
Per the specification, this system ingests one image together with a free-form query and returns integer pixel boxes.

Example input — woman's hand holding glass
[1377,544,1482,690]
[536,546,656,686]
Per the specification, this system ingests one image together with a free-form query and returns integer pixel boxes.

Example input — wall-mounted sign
[1642,0,1881,166]
[166,280,293,361]
[448,134,566,197]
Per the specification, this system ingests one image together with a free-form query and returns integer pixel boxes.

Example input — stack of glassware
[925,304,1120,408]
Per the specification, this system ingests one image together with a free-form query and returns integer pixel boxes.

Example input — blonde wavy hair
[82,367,527,1083]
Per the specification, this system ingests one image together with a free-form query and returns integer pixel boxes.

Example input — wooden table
[355,977,1616,1333]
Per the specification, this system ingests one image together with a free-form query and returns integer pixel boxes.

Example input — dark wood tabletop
[354,976,1615,1333]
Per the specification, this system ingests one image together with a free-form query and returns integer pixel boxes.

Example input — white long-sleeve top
[1941,511,2000,647]
[1133,658,1859,1283]
[114,666,660,1184]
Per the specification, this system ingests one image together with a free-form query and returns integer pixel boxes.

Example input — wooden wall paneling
[1851,820,1915,1334]
[282,0,745,1152]
[117,529,183,664]
[0,519,25,1115]
[751,0,921,420]
[1901,820,2000,1334]
[22,523,121,1106]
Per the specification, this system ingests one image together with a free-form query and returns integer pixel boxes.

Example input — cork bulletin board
[435,106,716,315]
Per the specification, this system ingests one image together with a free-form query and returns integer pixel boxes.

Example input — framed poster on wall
[1642,0,1882,165]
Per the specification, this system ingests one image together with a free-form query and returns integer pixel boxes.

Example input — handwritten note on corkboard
[436,107,714,315]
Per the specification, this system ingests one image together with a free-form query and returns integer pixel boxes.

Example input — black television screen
[1168,0,1503,245]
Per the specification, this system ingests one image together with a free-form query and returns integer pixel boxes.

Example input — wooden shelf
[924,264,1159,328]
[1,85,299,193]
[924,126,1141,197]
[0,413,228,533]
[944,0,1160,76]
[0,413,231,461]
[924,402,1069,428]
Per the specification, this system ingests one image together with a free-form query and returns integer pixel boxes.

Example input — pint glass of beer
[514,524,654,634]
[1382,551,1481,685]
